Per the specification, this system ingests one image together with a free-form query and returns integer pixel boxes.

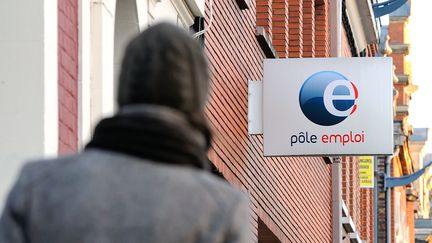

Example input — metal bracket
[235,0,250,10]
[385,160,432,188]
[373,0,409,17]
[248,80,263,135]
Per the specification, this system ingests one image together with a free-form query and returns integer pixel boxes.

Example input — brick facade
[272,0,288,57]
[388,13,415,243]
[58,0,78,154]
[360,187,374,242]
[288,0,303,57]
[205,0,333,241]
[302,0,315,57]
[314,1,329,57]
[341,156,361,235]
[388,21,405,44]
[256,0,273,39]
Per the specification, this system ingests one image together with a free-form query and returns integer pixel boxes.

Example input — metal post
[330,0,343,242]
[373,156,378,243]
[332,157,342,243]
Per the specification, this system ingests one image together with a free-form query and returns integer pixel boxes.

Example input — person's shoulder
[17,153,83,185]
[194,170,247,208]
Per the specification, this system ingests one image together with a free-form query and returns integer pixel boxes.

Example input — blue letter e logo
[299,71,358,126]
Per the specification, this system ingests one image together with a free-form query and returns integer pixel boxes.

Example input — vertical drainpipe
[385,147,399,243]
[373,156,378,243]
[386,155,391,243]
[330,0,342,242]
[331,157,342,243]
[384,146,400,243]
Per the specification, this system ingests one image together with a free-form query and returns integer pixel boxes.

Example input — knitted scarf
[86,105,211,169]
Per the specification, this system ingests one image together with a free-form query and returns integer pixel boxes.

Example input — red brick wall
[288,0,303,57]
[256,0,272,38]
[395,83,406,106]
[303,0,315,57]
[407,201,415,242]
[315,1,329,57]
[388,22,404,44]
[205,0,332,241]
[272,0,288,57]
[360,187,374,242]
[58,0,78,154]
[389,16,415,240]
[341,156,361,234]
[391,54,404,75]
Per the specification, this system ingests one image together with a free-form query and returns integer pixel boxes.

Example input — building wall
[314,1,329,57]
[392,155,410,243]
[341,156,361,237]
[205,0,333,241]
[407,201,415,241]
[410,140,428,219]
[388,10,415,243]
[360,187,374,242]
[0,0,58,211]
[388,21,405,43]
[58,0,79,154]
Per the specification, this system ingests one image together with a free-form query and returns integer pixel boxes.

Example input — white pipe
[330,0,343,242]
[330,0,342,57]
[386,155,391,243]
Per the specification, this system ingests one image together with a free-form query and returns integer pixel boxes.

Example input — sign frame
[263,57,394,156]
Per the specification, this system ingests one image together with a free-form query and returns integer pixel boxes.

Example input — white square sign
[263,57,393,156]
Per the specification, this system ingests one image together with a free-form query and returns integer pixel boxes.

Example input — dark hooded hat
[117,22,210,114]
[86,23,212,169]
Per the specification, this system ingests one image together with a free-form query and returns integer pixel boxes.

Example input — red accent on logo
[351,82,358,99]
[350,104,357,115]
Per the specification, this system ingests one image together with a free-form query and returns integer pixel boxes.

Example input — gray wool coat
[0,149,250,243]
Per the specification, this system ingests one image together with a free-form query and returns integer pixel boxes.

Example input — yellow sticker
[359,156,374,188]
